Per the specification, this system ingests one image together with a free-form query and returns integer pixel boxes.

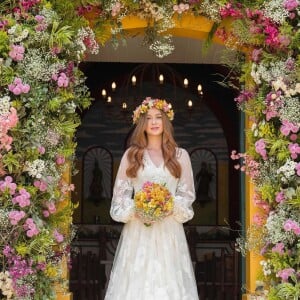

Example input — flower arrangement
[0,0,98,298]
[134,181,174,226]
[217,1,300,299]
[132,97,174,124]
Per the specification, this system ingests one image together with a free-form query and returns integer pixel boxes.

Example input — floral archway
[0,1,299,299]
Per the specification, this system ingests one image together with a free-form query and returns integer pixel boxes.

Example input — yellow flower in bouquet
[134,181,174,226]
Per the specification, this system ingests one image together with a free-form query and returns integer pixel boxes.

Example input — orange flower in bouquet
[134,181,174,226]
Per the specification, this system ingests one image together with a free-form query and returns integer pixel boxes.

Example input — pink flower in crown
[132,97,174,124]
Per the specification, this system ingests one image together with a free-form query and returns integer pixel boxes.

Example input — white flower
[263,0,289,24]
[0,96,11,115]
[25,159,46,178]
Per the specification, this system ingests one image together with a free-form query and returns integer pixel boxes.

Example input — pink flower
[275,191,285,203]
[280,120,299,136]
[251,48,263,62]
[290,134,298,141]
[0,176,17,194]
[9,45,25,61]
[23,218,39,237]
[53,229,64,243]
[8,210,26,225]
[277,268,295,282]
[56,155,65,165]
[46,202,56,214]
[255,138,267,160]
[288,143,300,159]
[283,0,299,11]
[234,90,254,104]
[296,162,300,176]
[8,77,30,95]
[38,146,45,154]
[272,242,285,255]
[12,188,31,207]
[284,219,300,235]
[34,180,48,192]
[253,213,265,226]
[43,210,50,217]
[173,3,189,14]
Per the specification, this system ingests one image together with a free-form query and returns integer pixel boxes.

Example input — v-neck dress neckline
[145,149,164,169]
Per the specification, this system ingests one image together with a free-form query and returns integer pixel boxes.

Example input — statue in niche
[195,161,214,207]
[87,159,104,206]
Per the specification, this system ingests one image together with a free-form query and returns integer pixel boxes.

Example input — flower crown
[132,97,174,124]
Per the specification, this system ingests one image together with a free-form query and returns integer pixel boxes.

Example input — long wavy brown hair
[126,112,181,178]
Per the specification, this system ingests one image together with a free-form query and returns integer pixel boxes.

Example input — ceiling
[85,36,231,64]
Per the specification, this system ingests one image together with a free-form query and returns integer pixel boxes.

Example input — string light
[111,82,116,91]
[159,74,164,84]
[184,78,188,88]
[131,75,136,86]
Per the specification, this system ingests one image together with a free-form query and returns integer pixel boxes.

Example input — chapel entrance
[69,61,242,299]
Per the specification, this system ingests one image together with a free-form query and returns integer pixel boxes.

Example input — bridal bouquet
[134,181,174,226]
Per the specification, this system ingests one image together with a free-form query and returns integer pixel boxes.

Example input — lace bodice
[110,148,195,224]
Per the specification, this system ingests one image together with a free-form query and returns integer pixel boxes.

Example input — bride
[104,97,199,300]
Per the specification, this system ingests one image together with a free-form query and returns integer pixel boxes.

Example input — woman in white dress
[104,97,199,300]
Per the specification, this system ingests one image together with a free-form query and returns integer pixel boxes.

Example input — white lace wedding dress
[104,148,199,300]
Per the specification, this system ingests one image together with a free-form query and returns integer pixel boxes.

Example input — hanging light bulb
[159,74,164,84]
[184,78,189,88]
[101,89,107,99]
[197,84,202,93]
[111,82,116,91]
[107,96,112,103]
[131,75,137,86]
[197,84,203,96]
[188,100,193,108]
[122,102,127,110]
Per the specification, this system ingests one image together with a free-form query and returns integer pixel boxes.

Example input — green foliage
[49,22,73,48]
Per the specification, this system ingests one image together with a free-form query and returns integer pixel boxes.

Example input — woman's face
[145,108,164,136]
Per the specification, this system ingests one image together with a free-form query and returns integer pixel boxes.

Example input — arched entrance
[70,57,243,298]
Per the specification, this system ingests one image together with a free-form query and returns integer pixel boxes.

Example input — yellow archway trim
[120,14,225,44]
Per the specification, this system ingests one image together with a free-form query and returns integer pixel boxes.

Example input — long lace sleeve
[110,150,135,223]
[173,149,195,223]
